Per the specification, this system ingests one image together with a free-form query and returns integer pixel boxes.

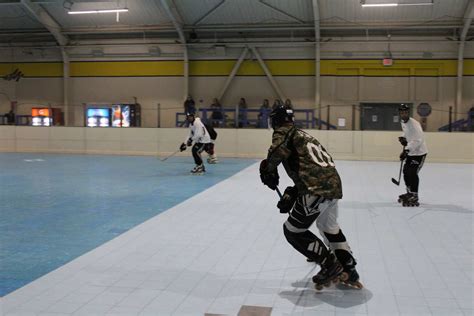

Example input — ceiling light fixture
[361,3,398,7]
[361,1,433,7]
[68,8,129,15]
[398,2,433,5]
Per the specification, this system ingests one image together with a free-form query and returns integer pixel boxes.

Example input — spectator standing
[210,98,223,127]
[237,97,248,128]
[184,95,196,115]
[257,99,271,128]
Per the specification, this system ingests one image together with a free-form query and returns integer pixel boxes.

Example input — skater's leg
[283,195,329,264]
[284,195,344,289]
[401,154,426,206]
[205,143,218,163]
[191,143,205,165]
[402,157,412,193]
[316,199,362,288]
[191,143,206,173]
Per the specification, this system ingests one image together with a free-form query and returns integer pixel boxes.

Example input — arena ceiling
[0,0,472,45]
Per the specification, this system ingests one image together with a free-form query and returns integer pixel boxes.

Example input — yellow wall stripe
[0,59,473,77]
[0,62,62,77]
[464,60,474,76]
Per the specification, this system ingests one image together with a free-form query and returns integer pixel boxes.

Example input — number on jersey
[306,142,335,167]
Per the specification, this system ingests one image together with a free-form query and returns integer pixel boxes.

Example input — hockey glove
[259,159,279,190]
[179,143,187,152]
[398,137,408,146]
[399,149,408,161]
[277,186,298,213]
[186,138,193,147]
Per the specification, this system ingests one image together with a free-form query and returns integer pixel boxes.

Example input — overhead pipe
[160,0,188,99]
[312,0,321,128]
[455,0,474,121]
[21,0,71,125]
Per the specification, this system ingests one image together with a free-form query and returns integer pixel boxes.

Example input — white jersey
[401,117,428,156]
[185,117,211,144]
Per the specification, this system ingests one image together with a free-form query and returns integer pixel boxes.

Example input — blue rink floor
[0,153,257,297]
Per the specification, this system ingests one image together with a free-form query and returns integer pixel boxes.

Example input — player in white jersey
[179,113,217,174]
[397,104,428,206]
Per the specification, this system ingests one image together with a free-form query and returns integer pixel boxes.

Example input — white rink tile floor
[1,160,473,316]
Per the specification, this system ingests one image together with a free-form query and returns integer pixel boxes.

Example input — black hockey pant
[403,154,427,193]
[192,143,212,165]
[283,195,354,267]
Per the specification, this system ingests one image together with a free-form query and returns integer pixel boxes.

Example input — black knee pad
[283,224,329,264]
[283,224,297,246]
[324,230,346,243]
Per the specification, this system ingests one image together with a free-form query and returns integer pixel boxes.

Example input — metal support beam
[61,48,70,126]
[193,0,226,25]
[218,47,248,101]
[312,0,321,126]
[250,46,285,101]
[20,0,67,46]
[21,0,70,126]
[161,0,188,100]
[455,0,474,121]
[258,0,305,24]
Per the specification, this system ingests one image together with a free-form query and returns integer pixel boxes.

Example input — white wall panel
[1,127,472,163]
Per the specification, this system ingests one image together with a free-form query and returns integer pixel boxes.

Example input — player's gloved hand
[398,137,408,146]
[179,143,187,152]
[277,186,298,213]
[259,159,279,190]
[186,138,193,147]
[399,149,408,161]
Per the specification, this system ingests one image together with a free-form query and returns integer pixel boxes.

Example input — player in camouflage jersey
[259,104,362,290]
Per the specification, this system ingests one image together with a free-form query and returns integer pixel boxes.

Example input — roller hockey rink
[1,154,472,316]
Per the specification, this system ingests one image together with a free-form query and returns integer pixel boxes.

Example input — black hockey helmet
[270,104,294,128]
[399,104,410,112]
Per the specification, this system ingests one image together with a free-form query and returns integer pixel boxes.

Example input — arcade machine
[86,108,111,127]
[31,108,52,126]
[111,104,141,127]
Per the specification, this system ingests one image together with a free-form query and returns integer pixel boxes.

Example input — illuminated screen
[121,105,130,127]
[111,105,122,127]
[86,108,110,127]
[87,108,109,117]
[32,108,50,117]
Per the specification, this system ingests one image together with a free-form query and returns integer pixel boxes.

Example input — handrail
[176,108,319,129]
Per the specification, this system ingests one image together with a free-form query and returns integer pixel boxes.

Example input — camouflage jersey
[265,124,343,199]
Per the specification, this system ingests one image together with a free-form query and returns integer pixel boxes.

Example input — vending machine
[111,104,141,127]
[31,108,52,126]
[86,108,111,127]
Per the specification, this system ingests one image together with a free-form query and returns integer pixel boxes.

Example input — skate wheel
[315,284,323,291]
[339,272,349,282]
[397,198,402,203]
[342,281,364,289]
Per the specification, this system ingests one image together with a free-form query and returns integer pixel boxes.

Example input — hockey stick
[391,146,405,185]
[275,186,283,198]
[159,149,180,161]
